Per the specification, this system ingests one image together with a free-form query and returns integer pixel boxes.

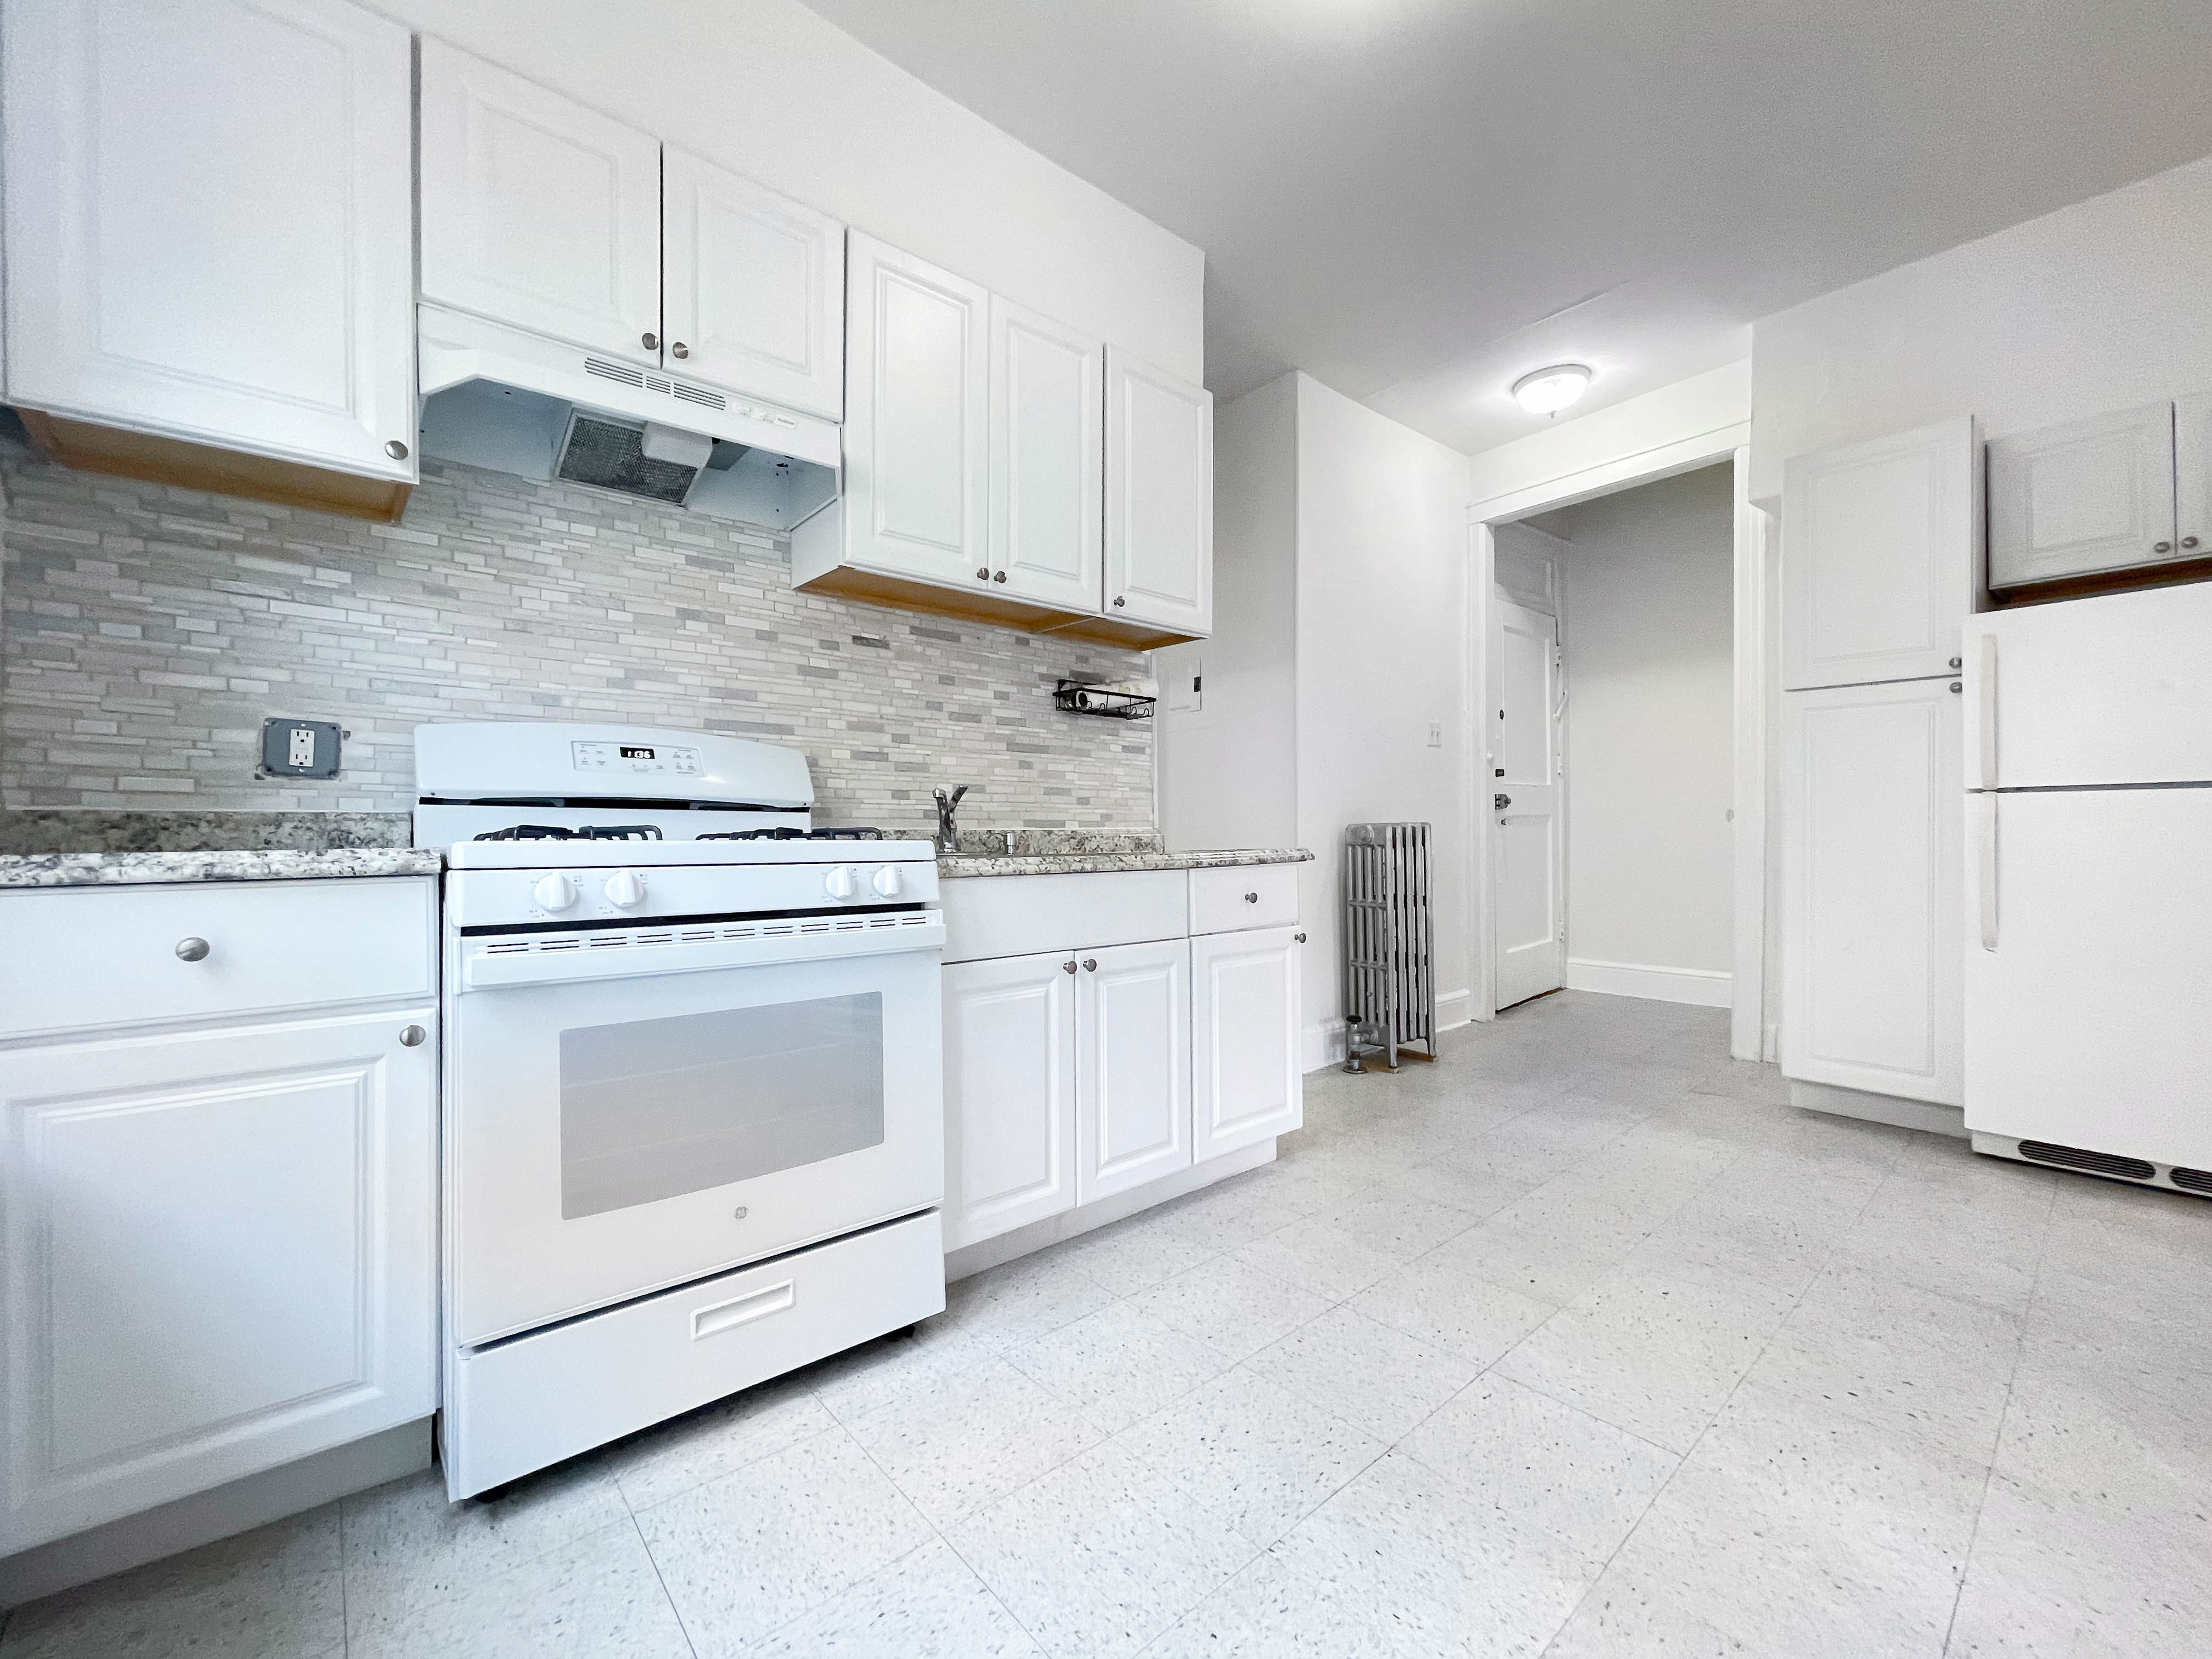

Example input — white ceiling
[798,0,2212,455]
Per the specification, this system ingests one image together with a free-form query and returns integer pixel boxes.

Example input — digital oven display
[571,741,704,776]
[620,746,653,759]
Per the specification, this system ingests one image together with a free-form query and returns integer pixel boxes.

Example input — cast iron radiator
[1342,821,1436,1069]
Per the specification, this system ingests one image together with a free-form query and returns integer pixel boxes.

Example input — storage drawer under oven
[444,1210,944,1497]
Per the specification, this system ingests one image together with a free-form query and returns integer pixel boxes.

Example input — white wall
[377,0,1204,381]
[1547,466,1735,999]
[1158,377,1297,851]
[1294,376,1472,1058]
[1750,151,2212,500]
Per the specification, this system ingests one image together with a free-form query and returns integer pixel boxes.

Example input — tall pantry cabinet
[1779,417,1979,1122]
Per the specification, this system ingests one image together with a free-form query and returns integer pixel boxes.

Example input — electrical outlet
[1426,721,1443,747]
[259,718,345,780]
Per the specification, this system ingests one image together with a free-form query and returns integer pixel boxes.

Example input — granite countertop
[0,848,444,888]
[939,847,1313,878]
[0,810,437,888]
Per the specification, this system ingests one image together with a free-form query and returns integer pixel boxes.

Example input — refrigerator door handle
[1975,633,1999,790]
[1976,792,1999,951]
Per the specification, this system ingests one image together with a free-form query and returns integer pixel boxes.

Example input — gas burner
[472,823,667,842]
[698,826,888,842]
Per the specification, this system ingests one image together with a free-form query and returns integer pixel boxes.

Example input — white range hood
[416,304,840,533]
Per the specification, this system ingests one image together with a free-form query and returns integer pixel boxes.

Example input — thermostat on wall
[259,717,345,780]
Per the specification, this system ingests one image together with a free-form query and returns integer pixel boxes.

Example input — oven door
[447,924,943,1346]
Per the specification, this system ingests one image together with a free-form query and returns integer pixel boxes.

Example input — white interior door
[661,148,844,419]
[1987,403,2177,590]
[1492,597,1563,1011]
[1190,925,1302,1161]
[1103,348,1212,636]
[2,0,416,479]
[943,951,1077,1250]
[1781,677,1963,1105]
[417,40,662,364]
[1076,939,1191,1203]
[989,296,1104,612]
[1963,787,2212,1170]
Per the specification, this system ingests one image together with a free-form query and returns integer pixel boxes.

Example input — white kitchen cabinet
[836,233,992,588]
[1104,348,1214,641]
[943,951,1078,1250]
[1076,939,1192,1204]
[989,296,1104,612]
[1781,678,1963,1106]
[418,40,663,366]
[2165,392,2212,563]
[1780,416,1978,690]
[2,0,416,490]
[1987,402,2178,591]
[1191,925,1303,1163]
[662,148,845,420]
[0,1005,436,1554]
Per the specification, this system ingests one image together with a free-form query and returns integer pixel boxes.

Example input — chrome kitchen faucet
[933,785,968,853]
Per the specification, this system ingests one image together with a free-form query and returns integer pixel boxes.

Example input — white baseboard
[0,1418,432,1609]
[1564,957,1732,1008]
[1791,1079,1967,1139]
[1305,990,1470,1073]
[1435,989,1473,1032]
[944,1139,1278,1282]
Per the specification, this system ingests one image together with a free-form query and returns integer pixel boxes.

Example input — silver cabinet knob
[174,936,210,962]
[399,1025,427,1047]
[1949,656,1962,670]
[1295,932,1307,943]
[1063,960,1078,974]
[976,567,991,582]
[1951,682,1963,693]
[641,331,659,351]
[1113,596,1126,607]
[2185,537,2202,550]
[385,439,409,460]
[670,342,689,359]
[992,570,1007,583]
[1494,793,1511,810]
[2154,540,2174,554]
[1244,891,1259,903]
[1082,958,1098,972]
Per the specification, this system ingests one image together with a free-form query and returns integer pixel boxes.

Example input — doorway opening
[1487,462,1740,1014]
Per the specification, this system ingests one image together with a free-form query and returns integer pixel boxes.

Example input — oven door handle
[460,915,946,989]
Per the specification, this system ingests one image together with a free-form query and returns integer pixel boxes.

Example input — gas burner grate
[472,823,667,842]
[697,826,889,842]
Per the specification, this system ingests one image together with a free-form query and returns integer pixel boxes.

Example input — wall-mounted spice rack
[1054,679,1156,719]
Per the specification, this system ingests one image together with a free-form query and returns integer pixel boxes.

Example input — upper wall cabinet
[2,0,416,515]
[1987,400,2203,596]
[990,296,1104,613]
[1101,349,1214,643]
[419,41,662,367]
[419,43,844,418]
[1781,416,1978,691]
[663,149,845,420]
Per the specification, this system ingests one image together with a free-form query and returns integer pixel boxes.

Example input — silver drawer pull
[399,1025,427,1047]
[1244,891,1259,903]
[174,937,210,962]
[692,1280,795,1340]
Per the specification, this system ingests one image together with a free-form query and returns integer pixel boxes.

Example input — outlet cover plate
[259,718,343,780]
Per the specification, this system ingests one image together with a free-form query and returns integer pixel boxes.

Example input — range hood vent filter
[556,413,700,505]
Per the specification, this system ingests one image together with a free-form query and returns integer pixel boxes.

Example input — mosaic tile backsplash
[0,437,1154,834]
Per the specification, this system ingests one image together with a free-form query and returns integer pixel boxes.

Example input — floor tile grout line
[1939,1174,2062,1657]
[623,1504,702,1659]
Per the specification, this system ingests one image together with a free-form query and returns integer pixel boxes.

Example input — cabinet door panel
[1191,926,1302,1162]
[3,0,415,478]
[662,149,844,420]
[1781,417,1977,690]
[989,297,1103,611]
[1104,349,1212,636]
[2172,392,2212,558]
[1781,679,1963,1104]
[0,1009,436,1551]
[1077,939,1192,1203]
[419,40,661,363]
[1987,403,2176,590]
[943,952,1077,1249]
[844,235,990,584]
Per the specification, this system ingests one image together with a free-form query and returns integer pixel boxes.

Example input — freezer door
[1964,787,2212,1170]
[1963,581,2212,789]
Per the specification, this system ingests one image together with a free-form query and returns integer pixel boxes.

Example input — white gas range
[415,721,946,1498]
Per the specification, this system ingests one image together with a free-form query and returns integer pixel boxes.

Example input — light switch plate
[1166,659,1204,714]
[1427,721,1443,747]
[258,718,344,780]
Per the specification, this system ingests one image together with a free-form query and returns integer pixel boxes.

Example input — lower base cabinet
[1192,925,1304,1161]
[1077,939,1190,1204]
[0,1007,437,1552]
[943,951,1078,1251]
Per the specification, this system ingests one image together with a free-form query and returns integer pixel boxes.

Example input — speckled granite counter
[938,847,1312,878]
[0,811,436,887]
[0,848,443,888]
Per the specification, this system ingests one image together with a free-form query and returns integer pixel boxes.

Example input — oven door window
[558,992,885,1220]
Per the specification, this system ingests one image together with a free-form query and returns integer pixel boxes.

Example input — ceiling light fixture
[1511,363,1593,415]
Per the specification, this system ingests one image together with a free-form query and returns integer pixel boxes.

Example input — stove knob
[871,866,904,898]
[604,870,647,909]
[532,873,578,912]
[824,865,859,901]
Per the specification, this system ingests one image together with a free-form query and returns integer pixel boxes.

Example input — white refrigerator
[1962,581,2212,1187]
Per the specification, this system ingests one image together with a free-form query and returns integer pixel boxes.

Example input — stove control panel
[569,740,702,777]
[449,859,941,929]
